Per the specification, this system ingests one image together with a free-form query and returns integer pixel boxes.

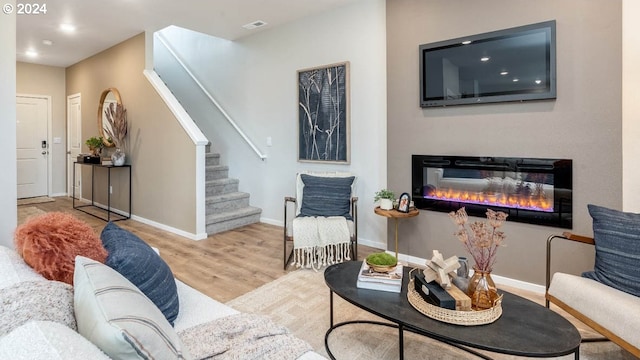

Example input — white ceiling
[16,0,360,67]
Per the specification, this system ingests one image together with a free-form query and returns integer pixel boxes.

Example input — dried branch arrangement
[104,103,128,149]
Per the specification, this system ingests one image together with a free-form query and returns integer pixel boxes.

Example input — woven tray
[407,277,503,326]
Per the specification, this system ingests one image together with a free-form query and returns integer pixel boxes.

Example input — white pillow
[73,256,191,360]
[0,320,110,360]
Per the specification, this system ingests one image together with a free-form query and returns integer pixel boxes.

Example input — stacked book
[356,261,403,293]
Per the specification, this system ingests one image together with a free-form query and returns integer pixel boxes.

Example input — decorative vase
[380,198,393,210]
[456,256,470,279]
[111,148,126,166]
[467,267,499,310]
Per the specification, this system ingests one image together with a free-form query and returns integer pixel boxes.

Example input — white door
[16,96,49,199]
[67,94,82,197]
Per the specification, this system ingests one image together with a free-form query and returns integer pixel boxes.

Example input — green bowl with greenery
[365,252,398,273]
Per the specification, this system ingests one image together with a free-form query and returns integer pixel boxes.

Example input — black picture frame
[398,192,411,213]
[297,62,350,163]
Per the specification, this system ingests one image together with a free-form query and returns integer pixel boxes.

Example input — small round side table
[374,207,420,259]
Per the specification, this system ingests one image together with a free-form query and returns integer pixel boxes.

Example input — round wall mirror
[97,88,122,147]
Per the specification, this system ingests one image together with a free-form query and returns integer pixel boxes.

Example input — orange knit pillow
[14,212,107,285]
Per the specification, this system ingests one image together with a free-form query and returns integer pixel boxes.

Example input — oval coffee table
[324,261,581,360]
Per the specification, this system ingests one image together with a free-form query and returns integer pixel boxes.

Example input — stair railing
[155,32,267,161]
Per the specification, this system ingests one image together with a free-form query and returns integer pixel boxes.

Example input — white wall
[623,0,640,212]
[156,0,388,247]
[0,3,17,248]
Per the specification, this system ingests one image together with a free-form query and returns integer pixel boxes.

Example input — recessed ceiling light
[480,56,490,62]
[42,39,53,46]
[512,78,519,82]
[500,71,509,76]
[242,20,267,30]
[25,49,38,57]
[535,79,542,84]
[59,23,76,33]
[461,40,472,45]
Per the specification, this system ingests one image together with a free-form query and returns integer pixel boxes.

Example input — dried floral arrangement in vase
[104,103,128,166]
[449,207,508,310]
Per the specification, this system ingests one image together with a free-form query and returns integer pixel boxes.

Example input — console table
[72,162,131,222]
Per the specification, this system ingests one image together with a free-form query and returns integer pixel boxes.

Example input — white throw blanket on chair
[292,216,351,270]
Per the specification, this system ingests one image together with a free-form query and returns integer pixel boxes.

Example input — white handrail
[155,32,267,161]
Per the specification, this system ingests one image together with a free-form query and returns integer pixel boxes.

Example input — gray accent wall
[386,0,622,284]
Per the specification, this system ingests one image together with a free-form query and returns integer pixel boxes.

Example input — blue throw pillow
[100,222,179,326]
[299,174,355,220]
[582,204,640,297]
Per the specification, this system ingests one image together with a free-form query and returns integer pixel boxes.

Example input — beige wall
[16,62,67,196]
[386,0,622,284]
[66,33,198,233]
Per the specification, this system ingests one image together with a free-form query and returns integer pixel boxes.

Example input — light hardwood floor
[18,197,601,340]
[20,197,380,302]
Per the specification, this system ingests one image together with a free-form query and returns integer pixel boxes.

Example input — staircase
[204,148,262,234]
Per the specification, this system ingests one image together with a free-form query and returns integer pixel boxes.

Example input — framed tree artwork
[298,62,350,163]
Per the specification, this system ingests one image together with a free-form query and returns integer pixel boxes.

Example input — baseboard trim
[131,214,207,241]
[74,196,206,241]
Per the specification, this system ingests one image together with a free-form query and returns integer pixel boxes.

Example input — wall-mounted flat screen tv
[420,20,556,108]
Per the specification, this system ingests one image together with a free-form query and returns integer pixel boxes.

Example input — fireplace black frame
[412,155,572,228]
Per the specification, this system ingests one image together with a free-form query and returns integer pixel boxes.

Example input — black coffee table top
[324,261,581,357]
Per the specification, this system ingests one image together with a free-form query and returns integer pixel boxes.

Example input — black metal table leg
[399,323,404,360]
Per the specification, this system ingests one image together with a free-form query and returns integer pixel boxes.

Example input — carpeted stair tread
[206,192,249,204]
[206,207,262,234]
[205,192,250,213]
[205,178,238,186]
[206,206,261,222]
[205,153,220,166]
[206,165,229,181]
[205,178,240,197]
[206,164,228,171]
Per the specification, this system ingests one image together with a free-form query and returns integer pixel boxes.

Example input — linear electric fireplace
[412,155,572,228]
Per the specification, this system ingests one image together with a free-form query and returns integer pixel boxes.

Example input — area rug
[17,206,46,225]
[227,269,634,360]
[17,196,54,206]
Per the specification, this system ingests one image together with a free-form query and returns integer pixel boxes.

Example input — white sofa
[0,245,325,360]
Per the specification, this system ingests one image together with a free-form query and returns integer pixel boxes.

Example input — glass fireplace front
[412,155,572,228]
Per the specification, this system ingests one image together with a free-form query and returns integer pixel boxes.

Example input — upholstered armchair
[283,172,358,270]
[545,205,640,357]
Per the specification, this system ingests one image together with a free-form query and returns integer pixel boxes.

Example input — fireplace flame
[425,188,553,212]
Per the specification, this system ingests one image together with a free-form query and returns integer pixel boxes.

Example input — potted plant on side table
[85,136,104,157]
[375,189,395,210]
